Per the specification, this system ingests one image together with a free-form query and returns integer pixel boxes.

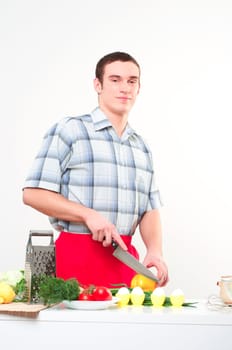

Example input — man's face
[94,60,140,117]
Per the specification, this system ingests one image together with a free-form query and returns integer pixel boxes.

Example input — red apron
[55,232,139,288]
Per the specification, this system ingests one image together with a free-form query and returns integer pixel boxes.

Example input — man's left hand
[143,254,169,287]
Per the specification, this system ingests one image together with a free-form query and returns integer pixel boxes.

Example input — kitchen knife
[112,242,159,283]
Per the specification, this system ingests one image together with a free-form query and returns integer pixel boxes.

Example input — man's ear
[93,78,102,94]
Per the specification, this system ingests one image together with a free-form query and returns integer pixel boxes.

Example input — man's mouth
[117,97,130,102]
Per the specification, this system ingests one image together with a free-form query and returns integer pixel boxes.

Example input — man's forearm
[23,187,91,223]
[139,209,163,257]
[22,187,128,250]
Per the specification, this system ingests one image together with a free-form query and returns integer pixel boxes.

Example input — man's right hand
[85,209,128,251]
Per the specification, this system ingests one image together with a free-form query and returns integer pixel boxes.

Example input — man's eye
[110,78,119,82]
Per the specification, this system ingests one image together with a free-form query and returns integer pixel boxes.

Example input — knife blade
[112,242,159,283]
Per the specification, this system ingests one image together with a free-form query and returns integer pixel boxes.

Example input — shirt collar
[91,107,136,139]
[91,107,112,131]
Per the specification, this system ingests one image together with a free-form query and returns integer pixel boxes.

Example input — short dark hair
[95,51,140,84]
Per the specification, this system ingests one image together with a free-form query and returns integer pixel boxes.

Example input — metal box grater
[24,230,56,303]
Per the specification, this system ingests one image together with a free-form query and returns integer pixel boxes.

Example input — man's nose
[119,80,130,92]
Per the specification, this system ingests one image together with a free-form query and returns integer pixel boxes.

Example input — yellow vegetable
[130,287,145,306]
[130,274,157,292]
[0,282,16,303]
[151,295,166,307]
[116,293,130,306]
[151,288,166,307]
[115,287,130,306]
[170,289,185,307]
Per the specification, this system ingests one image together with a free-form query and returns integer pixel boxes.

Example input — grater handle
[29,229,54,237]
[27,230,54,250]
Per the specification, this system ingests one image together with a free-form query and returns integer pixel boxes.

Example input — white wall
[1,0,232,299]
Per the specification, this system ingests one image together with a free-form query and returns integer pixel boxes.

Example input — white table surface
[1,299,232,350]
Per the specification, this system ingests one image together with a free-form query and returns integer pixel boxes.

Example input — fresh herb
[38,276,80,305]
[63,278,81,301]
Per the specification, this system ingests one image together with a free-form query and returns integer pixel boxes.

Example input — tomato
[78,286,112,301]
[130,274,157,292]
[92,286,112,301]
[78,289,94,301]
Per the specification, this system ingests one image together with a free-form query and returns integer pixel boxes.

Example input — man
[23,52,168,288]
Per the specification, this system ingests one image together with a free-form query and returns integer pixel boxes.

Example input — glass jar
[217,275,232,304]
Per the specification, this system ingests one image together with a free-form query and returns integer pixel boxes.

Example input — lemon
[0,282,16,303]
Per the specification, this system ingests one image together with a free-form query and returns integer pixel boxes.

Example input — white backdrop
[1,0,232,299]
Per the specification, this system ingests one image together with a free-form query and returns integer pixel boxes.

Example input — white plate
[62,297,118,310]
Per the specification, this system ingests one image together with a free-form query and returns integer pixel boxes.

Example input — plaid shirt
[24,107,162,234]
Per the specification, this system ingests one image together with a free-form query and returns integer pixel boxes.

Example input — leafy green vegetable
[0,270,80,305]
[14,277,28,302]
[63,278,81,301]
[38,276,80,305]
[0,269,24,287]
